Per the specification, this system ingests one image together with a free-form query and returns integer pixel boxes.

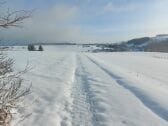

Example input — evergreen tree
[28,44,36,51]
[39,45,43,51]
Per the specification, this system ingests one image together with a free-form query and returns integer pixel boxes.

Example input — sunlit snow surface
[7,46,168,126]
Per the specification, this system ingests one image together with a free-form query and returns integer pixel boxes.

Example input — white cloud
[39,4,78,22]
[2,0,168,43]
[1,4,86,43]
[103,2,136,13]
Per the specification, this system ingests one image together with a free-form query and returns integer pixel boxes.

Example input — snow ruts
[70,55,93,126]
[86,55,168,122]
[70,54,168,126]
[10,51,168,126]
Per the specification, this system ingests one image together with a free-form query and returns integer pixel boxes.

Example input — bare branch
[0,9,32,28]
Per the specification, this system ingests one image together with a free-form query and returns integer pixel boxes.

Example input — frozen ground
[7,46,168,126]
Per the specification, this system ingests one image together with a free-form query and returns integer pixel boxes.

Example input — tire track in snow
[70,55,93,126]
[86,55,168,122]
[58,54,78,126]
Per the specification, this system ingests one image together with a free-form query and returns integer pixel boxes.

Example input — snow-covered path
[75,54,167,126]
[8,50,168,126]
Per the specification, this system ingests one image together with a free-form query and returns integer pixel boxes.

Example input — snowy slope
[6,47,168,126]
[125,35,168,51]
[152,34,168,42]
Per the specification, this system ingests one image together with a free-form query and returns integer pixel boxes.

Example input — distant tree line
[145,41,168,52]
[28,44,44,51]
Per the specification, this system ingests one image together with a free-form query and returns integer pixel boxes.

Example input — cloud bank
[1,0,168,44]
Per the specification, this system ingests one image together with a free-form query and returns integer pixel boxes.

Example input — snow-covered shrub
[0,53,31,126]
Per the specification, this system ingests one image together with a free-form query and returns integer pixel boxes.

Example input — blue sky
[1,0,168,43]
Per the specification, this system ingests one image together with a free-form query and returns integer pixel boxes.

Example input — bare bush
[0,53,31,126]
[0,1,32,125]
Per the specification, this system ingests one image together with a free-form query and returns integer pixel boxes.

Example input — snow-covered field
[8,46,168,126]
